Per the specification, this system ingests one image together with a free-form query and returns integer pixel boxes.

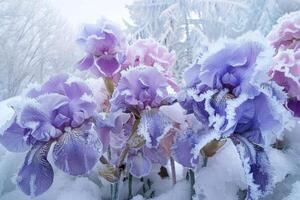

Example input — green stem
[128,173,133,199]
[104,77,114,97]
[112,182,119,200]
[170,157,177,186]
[189,169,195,200]
[141,177,146,196]
[202,156,208,168]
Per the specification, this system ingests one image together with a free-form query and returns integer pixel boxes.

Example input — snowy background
[1,0,300,199]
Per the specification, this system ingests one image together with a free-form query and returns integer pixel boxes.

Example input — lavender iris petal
[171,129,200,169]
[128,152,152,178]
[287,98,300,117]
[52,125,103,176]
[17,143,53,197]
[231,135,272,200]
[0,119,31,152]
[138,109,171,148]
[77,54,94,71]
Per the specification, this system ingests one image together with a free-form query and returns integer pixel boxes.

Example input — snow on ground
[0,98,300,200]
[283,181,300,200]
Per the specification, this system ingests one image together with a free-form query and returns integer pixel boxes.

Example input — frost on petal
[0,119,30,152]
[30,122,57,141]
[231,135,272,200]
[52,125,103,175]
[128,153,152,178]
[17,143,53,196]
[138,109,172,148]
[18,102,58,141]
[18,102,48,127]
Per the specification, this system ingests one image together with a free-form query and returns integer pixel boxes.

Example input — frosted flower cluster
[268,10,300,117]
[0,18,298,200]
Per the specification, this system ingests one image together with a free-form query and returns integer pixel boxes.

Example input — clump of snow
[194,140,246,200]
[283,181,300,200]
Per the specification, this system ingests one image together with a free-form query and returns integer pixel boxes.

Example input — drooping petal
[287,98,300,117]
[171,129,200,169]
[52,125,103,175]
[96,127,110,152]
[128,153,152,178]
[143,146,168,165]
[77,54,94,70]
[0,119,30,152]
[95,55,120,77]
[138,109,172,148]
[231,135,272,200]
[17,143,53,196]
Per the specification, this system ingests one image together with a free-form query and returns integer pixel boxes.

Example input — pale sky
[51,0,134,28]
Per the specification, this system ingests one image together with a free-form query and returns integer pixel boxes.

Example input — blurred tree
[0,0,78,100]
[126,0,300,80]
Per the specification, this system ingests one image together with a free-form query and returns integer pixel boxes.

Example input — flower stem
[128,173,133,199]
[170,157,177,186]
[202,156,208,168]
[117,118,140,168]
[189,169,195,200]
[104,77,114,97]
[141,177,146,196]
[112,182,119,200]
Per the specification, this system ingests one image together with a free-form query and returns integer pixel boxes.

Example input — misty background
[1,0,300,101]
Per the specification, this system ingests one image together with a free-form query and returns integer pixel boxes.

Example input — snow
[1,98,300,200]
[283,181,300,200]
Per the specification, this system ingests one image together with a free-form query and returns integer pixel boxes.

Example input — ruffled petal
[128,153,152,178]
[138,109,171,148]
[63,80,93,100]
[231,135,272,200]
[17,143,53,196]
[18,103,48,127]
[30,122,58,141]
[52,125,103,175]
[37,93,69,114]
[69,99,96,127]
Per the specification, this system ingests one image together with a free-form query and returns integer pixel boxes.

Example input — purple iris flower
[175,34,290,199]
[0,74,103,196]
[96,66,177,178]
[110,66,174,113]
[96,109,172,178]
[76,18,127,77]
